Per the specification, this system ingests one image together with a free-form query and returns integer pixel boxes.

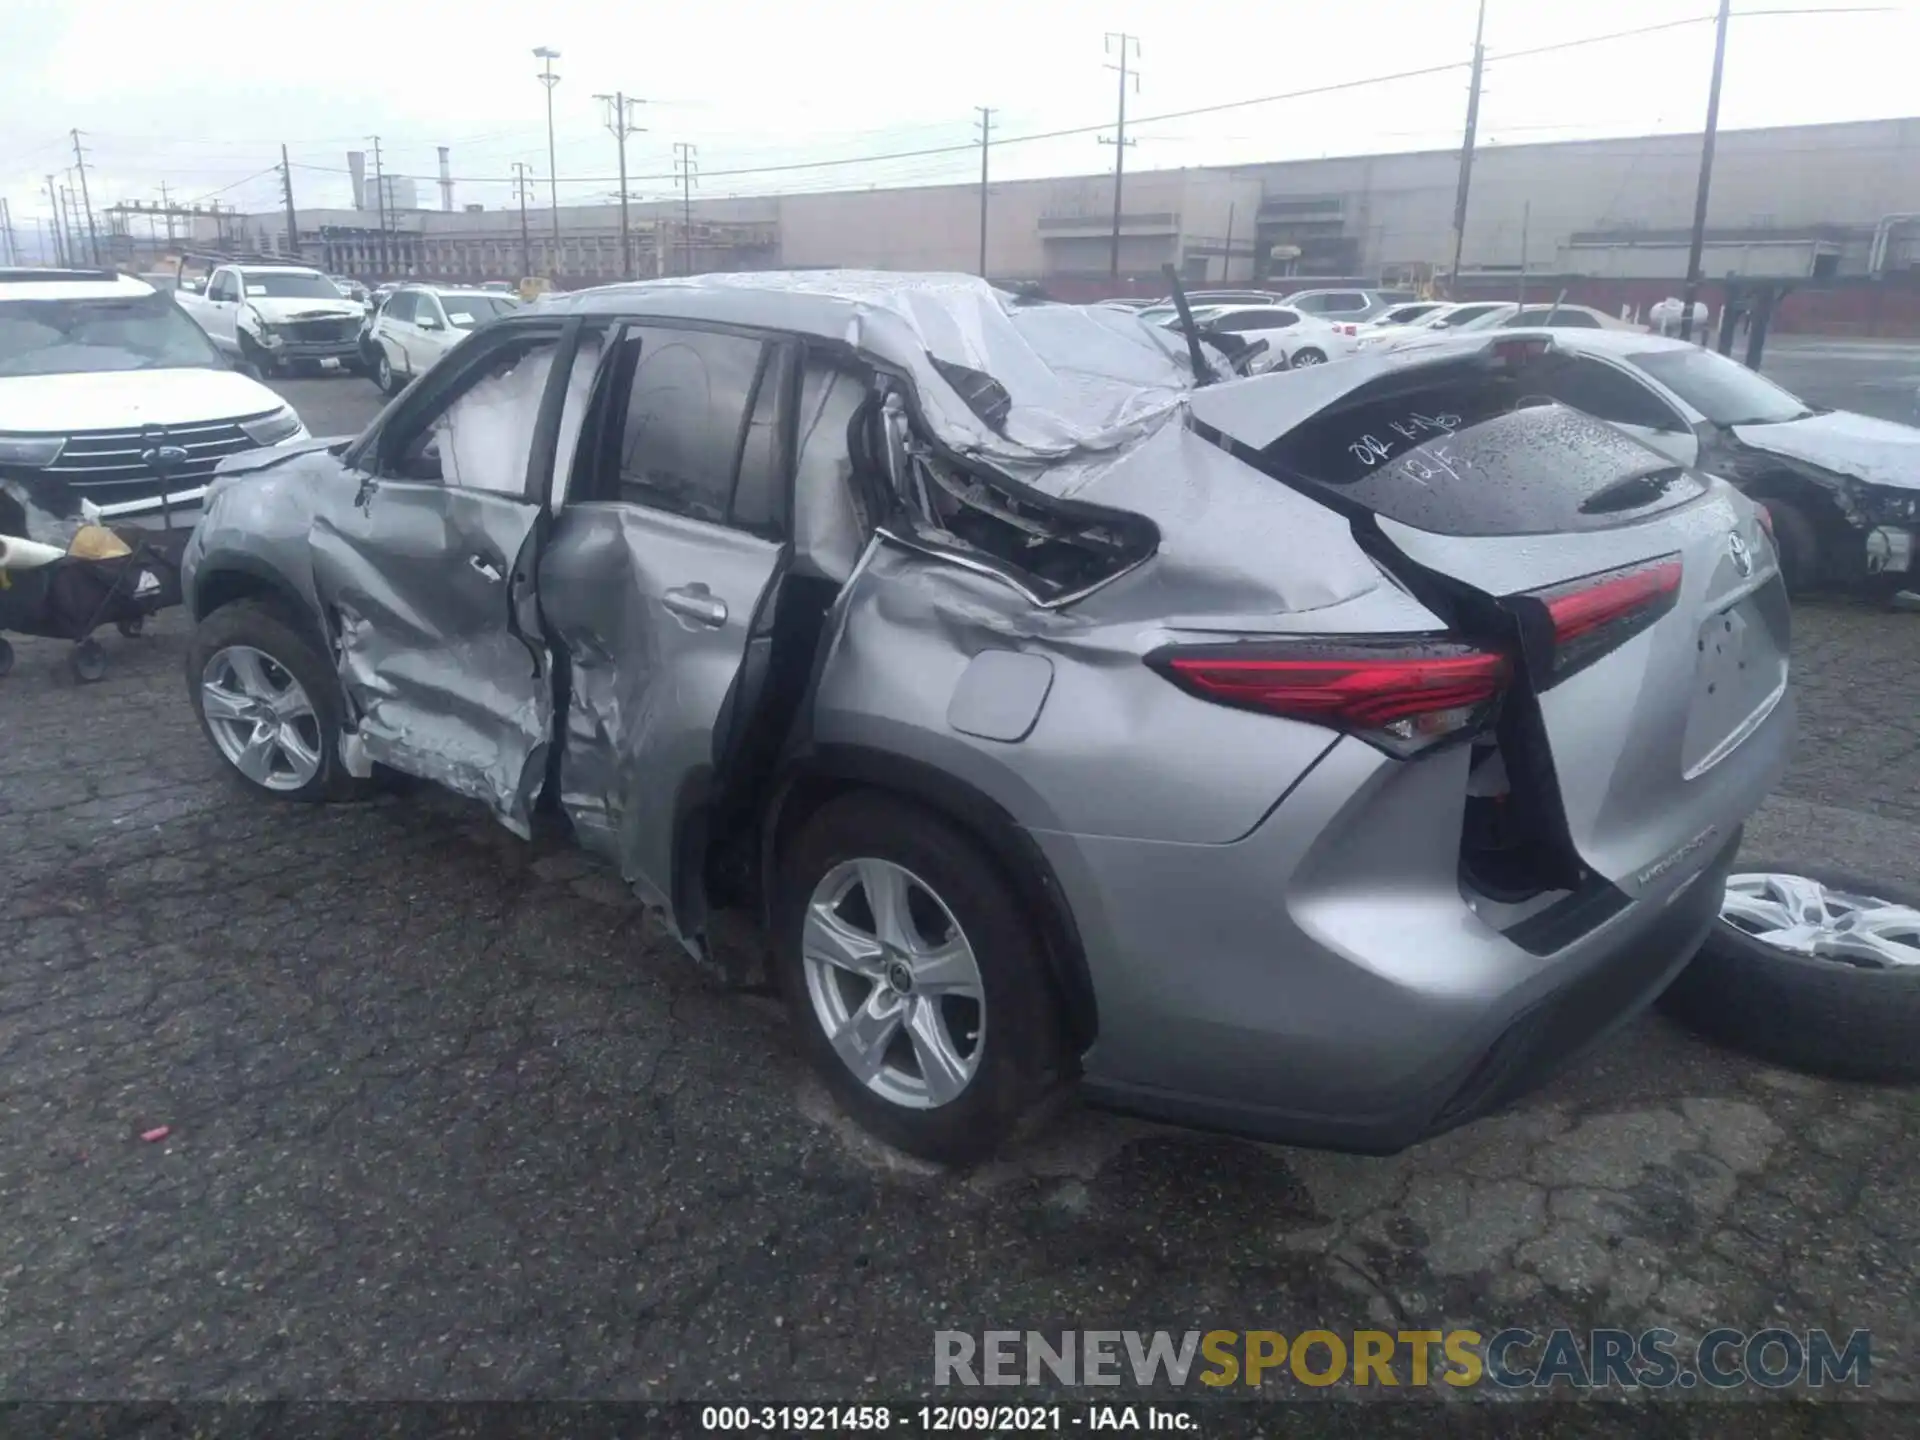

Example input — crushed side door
[538,322,795,949]
[308,318,583,835]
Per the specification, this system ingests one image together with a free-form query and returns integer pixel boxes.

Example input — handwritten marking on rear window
[1391,411,1461,443]
[1346,412,1463,467]
[1402,444,1471,485]
[1348,434,1394,466]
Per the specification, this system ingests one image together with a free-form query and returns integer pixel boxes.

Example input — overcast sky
[4,0,1917,250]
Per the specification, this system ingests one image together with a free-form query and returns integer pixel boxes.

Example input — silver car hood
[1732,409,1920,492]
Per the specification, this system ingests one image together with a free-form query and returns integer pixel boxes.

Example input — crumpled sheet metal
[1732,411,1920,494]
[548,272,1193,469]
[333,604,550,838]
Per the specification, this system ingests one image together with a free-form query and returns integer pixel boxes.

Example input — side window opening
[614,325,765,527]
[384,333,560,492]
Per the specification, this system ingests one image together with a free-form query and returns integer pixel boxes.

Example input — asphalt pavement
[1761,336,1920,426]
[2,359,1916,1413]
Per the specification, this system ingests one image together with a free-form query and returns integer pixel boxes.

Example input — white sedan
[1175,303,1360,369]
[1383,326,1919,597]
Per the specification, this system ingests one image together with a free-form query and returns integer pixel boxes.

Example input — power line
[94,7,1891,209]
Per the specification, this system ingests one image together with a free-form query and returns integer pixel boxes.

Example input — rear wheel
[187,600,367,804]
[1659,860,1920,1082]
[773,793,1062,1164]
[375,348,399,395]
[1291,347,1328,367]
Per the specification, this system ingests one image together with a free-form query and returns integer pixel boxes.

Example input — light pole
[534,46,563,256]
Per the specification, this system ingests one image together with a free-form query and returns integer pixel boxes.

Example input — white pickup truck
[173,262,366,377]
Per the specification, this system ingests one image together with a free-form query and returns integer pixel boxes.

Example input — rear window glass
[1253,365,1706,536]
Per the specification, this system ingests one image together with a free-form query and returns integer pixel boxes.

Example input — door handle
[469,554,504,583]
[662,584,728,627]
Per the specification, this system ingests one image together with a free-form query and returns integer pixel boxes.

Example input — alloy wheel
[800,858,986,1109]
[200,645,325,792]
[1721,871,1920,969]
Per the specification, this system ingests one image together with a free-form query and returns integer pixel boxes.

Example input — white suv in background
[367,285,521,394]
[0,268,304,533]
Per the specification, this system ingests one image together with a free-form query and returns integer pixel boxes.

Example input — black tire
[186,599,367,804]
[1659,858,1920,1083]
[1758,497,1820,595]
[375,347,400,396]
[239,333,278,379]
[773,792,1063,1164]
[0,636,14,678]
[70,638,107,683]
[1291,347,1328,367]
[116,616,145,639]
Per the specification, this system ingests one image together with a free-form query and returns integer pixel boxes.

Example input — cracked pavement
[1,377,1916,1410]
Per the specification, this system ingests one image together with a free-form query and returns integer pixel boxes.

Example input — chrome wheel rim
[378,353,392,388]
[801,858,986,1110]
[1292,350,1326,366]
[200,645,324,792]
[1722,872,1920,970]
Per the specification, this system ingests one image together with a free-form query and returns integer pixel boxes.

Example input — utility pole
[1679,0,1734,345]
[60,185,80,265]
[512,162,534,278]
[279,143,301,258]
[0,199,16,266]
[674,142,698,276]
[1447,0,1488,294]
[1518,199,1530,306]
[159,182,175,244]
[975,106,995,278]
[1101,33,1140,282]
[596,90,647,280]
[71,129,99,265]
[46,175,67,266]
[534,48,563,245]
[369,135,388,277]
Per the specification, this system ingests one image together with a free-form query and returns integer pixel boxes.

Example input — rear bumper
[1078,831,1736,1152]
[1039,710,1785,1154]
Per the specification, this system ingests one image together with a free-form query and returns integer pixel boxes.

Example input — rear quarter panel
[809,544,1367,845]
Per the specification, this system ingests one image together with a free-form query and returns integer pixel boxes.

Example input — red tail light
[1149,639,1510,757]
[1528,554,1683,682]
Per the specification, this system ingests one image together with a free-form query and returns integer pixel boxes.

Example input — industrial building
[94,116,1920,299]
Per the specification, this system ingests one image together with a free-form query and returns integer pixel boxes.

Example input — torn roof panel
[545,271,1197,464]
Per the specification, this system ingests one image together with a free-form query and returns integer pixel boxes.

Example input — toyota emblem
[1728,531,1753,578]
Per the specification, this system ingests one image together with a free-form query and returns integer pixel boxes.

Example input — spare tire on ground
[1659,860,1920,1083]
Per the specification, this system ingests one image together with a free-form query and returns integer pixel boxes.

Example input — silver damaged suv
[182,275,1794,1163]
